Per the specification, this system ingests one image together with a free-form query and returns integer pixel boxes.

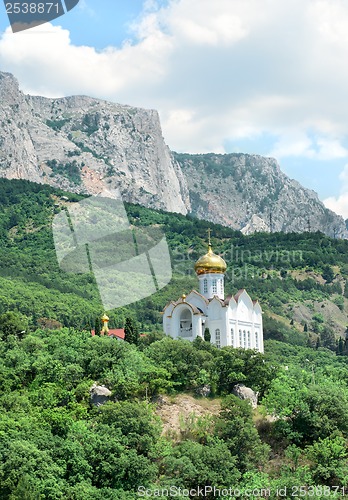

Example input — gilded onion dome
[194,243,227,276]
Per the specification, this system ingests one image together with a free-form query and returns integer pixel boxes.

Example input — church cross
[207,228,212,246]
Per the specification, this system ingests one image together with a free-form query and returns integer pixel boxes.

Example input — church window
[215,329,221,348]
[203,279,208,294]
[243,330,246,348]
[212,279,217,294]
[231,328,234,347]
[247,331,251,348]
[239,329,242,347]
[255,331,259,349]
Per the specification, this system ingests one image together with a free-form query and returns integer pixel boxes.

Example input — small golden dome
[182,294,186,301]
[194,244,227,275]
[101,314,109,322]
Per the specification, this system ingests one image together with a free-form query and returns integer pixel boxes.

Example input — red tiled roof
[91,328,125,339]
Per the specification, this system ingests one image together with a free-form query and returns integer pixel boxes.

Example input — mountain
[0,71,346,238]
[0,72,190,214]
[175,152,348,238]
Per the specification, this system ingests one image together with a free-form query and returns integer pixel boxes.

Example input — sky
[1,0,348,218]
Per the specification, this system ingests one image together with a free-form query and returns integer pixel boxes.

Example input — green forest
[2,178,348,498]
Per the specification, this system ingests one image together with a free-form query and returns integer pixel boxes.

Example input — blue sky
[1,0,348,217]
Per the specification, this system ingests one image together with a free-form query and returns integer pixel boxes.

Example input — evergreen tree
[204,328,211,342]
[315,336,321,350]
[322,265,334,283]
[94,316,101,336]
[321,327,336,351]
[304,323,308,332]
[124,317,139,345]
[337,337,344,356]
[344,282,348,299]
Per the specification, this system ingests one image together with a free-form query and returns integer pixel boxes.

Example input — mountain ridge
[0,71,346,238]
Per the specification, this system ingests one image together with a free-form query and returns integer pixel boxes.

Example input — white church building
[163,238,264,352]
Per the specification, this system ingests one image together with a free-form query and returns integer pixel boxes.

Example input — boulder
[195,385,211,397]
[232,383,258,408]
[90,383,112,407]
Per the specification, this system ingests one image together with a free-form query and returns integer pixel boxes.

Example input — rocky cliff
[174,152,348,238]
[0,71,346,238]
[0,71,190,214]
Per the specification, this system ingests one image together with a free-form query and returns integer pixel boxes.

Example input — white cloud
[2,0,348,158]
[324,193,348,219]
[324,164,348,218]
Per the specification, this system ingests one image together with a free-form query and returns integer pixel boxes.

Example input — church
[162,235,264,352]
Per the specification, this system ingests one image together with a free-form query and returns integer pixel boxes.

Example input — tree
[320,327,336,351]
[204,328,211,342]
[94,316,101,336]
[322,265,334,283]
[0,311,28,340]
[216,395,270,472]
[337,337,344,356]
[124,317,139,345]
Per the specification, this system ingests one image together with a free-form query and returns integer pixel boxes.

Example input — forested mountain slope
[2,179,348,497]
[1,178,348,344]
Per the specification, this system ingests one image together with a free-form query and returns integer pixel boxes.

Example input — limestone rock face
[241,214,270,235]
[0,72,190,215]
[1,71,346,238]
[232,383,258,408]
[176,152,348,238]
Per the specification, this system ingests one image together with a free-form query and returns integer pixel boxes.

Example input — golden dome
[194,244,227,275]
[101,314,109,322]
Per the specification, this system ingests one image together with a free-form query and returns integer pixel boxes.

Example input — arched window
[179,309,193,338]
[212,279,217,294]
[243,330,246,348]
[247,331,251,348]
[255,331,259,349]
[215,329,221,348]
[239,329,242,347]
[203,279,208,294]
[231,328,234,347]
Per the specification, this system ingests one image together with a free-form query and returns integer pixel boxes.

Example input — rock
[90,383,112,407]
[1,71,346,238]
[151,394,166,406]
[195,385,211,397]
[0,72,190,215]
[232,383,258,409]
[241,214,270,235]
[176,152,348,238]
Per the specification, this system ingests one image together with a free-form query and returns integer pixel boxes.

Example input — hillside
[2,179,348,497]
[1,71,346,238]
[1,178,348,346]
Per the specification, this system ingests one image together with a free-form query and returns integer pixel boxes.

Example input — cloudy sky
[1,0,348,217]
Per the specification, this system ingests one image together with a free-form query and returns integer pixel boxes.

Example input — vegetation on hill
[2,178,348,497]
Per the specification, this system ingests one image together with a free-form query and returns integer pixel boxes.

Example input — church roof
[170,300,204,316]
[91,328,125,340]
[234,289,246,302]
[194,244,227,275]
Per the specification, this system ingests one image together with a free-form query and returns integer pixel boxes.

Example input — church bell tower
[194,230,227,300]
